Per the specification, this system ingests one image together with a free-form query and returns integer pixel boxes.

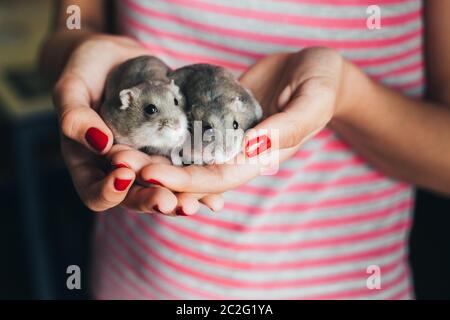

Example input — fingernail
[153,205,163,214]
[147,179,163,186]
[112,162,130,170]
[114,178,132,191]
[176,208,189,216]
[245,135,271,158]
[86,127,108,152]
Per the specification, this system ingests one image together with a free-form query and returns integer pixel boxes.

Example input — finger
[53,74,113,154]
[199,194,224,212]
[107,144,171,174]
[139,150,285,193]
[122,184,178,216]
[71,165,135,212]
[174,193,201,216]
[245,87,333,154]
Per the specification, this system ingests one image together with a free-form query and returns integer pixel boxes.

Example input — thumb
[244,85,331,157]
[53,73,114,154]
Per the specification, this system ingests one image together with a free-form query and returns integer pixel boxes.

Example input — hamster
[169,64,263,164]
[99,55,188,157]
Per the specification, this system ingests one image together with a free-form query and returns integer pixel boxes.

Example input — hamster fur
[100,55,188,157]
[169,64,263,164]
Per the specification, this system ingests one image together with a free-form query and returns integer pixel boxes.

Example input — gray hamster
[100,55,188,157]
[169,64,263,164]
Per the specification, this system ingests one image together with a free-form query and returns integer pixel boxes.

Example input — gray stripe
[110,215,408,299]
[170,190,412,240]
[155,0,421,19]
[139,0,422,40]
[127,2,422,48]
[153,209,410,256]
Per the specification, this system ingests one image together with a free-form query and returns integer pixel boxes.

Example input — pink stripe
[100,256,154,300]
[373,61,423,79]
[166,0,421,29]
[291,149,313,159]
[141,215,409,286]
[388,284,413,300]
[303,156,365,170]
[122,0,423,75]
[185,197,412,233]
[352,45,422,67]
[236,172,387,196]
[315,128,334,139]
[96,274,136,300]
[123,14,424,90]
[246,156,368,183]
[125,15,422,71]
[277,0,412,5]
[125,0,423,49]
[122,15,263,60]
[107,217,225,299]
[105,225,177,299]
[142,39,424,88]
[389,76,424,91]
[111,218,408,290]
[148,217,410,262]
[321,139,351,151]
[304,266,409,299]
[132,24,424,86]
[141,42,248,70]
[224,184,408,214]
[172,203,410,245]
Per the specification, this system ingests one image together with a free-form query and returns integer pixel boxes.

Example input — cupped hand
[107,145,223,216]
[53,34,223,214]
[138,47,348,194]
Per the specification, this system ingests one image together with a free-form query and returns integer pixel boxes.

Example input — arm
[137,4,450,196]
[40,0,107,82]
[330,1,450,195]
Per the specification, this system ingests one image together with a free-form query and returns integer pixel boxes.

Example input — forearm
[40,29,99,83]
[331,61,450,195]
[40,0,108,82]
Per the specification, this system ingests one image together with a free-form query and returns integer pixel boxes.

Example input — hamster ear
[119,88,138,110]
[168,79,182,97]
[253,100,263,120]
[244,88,263,120]
[229,97,244,112]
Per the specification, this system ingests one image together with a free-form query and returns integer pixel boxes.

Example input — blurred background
[0,0,449,300]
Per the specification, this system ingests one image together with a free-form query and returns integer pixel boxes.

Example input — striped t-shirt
[92,0,424,299]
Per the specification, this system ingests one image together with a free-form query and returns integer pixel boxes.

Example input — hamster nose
[172,120,181,130]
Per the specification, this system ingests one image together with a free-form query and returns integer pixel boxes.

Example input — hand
[53,34,223,214]
[137,47,349,193]
[107,145,223,216]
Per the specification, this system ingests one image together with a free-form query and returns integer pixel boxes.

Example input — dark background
[0,0,449,300]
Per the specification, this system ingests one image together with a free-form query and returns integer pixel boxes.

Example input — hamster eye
[203,123,213,134]
[174,98,179,106]
[233,120,239,130]
[144,104,158,115]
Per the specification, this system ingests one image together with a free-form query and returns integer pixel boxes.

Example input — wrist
[333,59,372,124]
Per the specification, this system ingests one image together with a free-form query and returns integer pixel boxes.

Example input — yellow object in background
[0,0,54,118]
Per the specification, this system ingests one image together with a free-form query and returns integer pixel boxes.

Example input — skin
[138,3,450,196]
[42,0,223,215]
[42,1,450,216]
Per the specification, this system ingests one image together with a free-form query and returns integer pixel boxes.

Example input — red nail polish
[147,179,163,186]
[245,135,271,158]
[112,162,129,169]
[153,205,163,214]
[114,178,132,191]
[176,208,189,216]
[86,127,108,152]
